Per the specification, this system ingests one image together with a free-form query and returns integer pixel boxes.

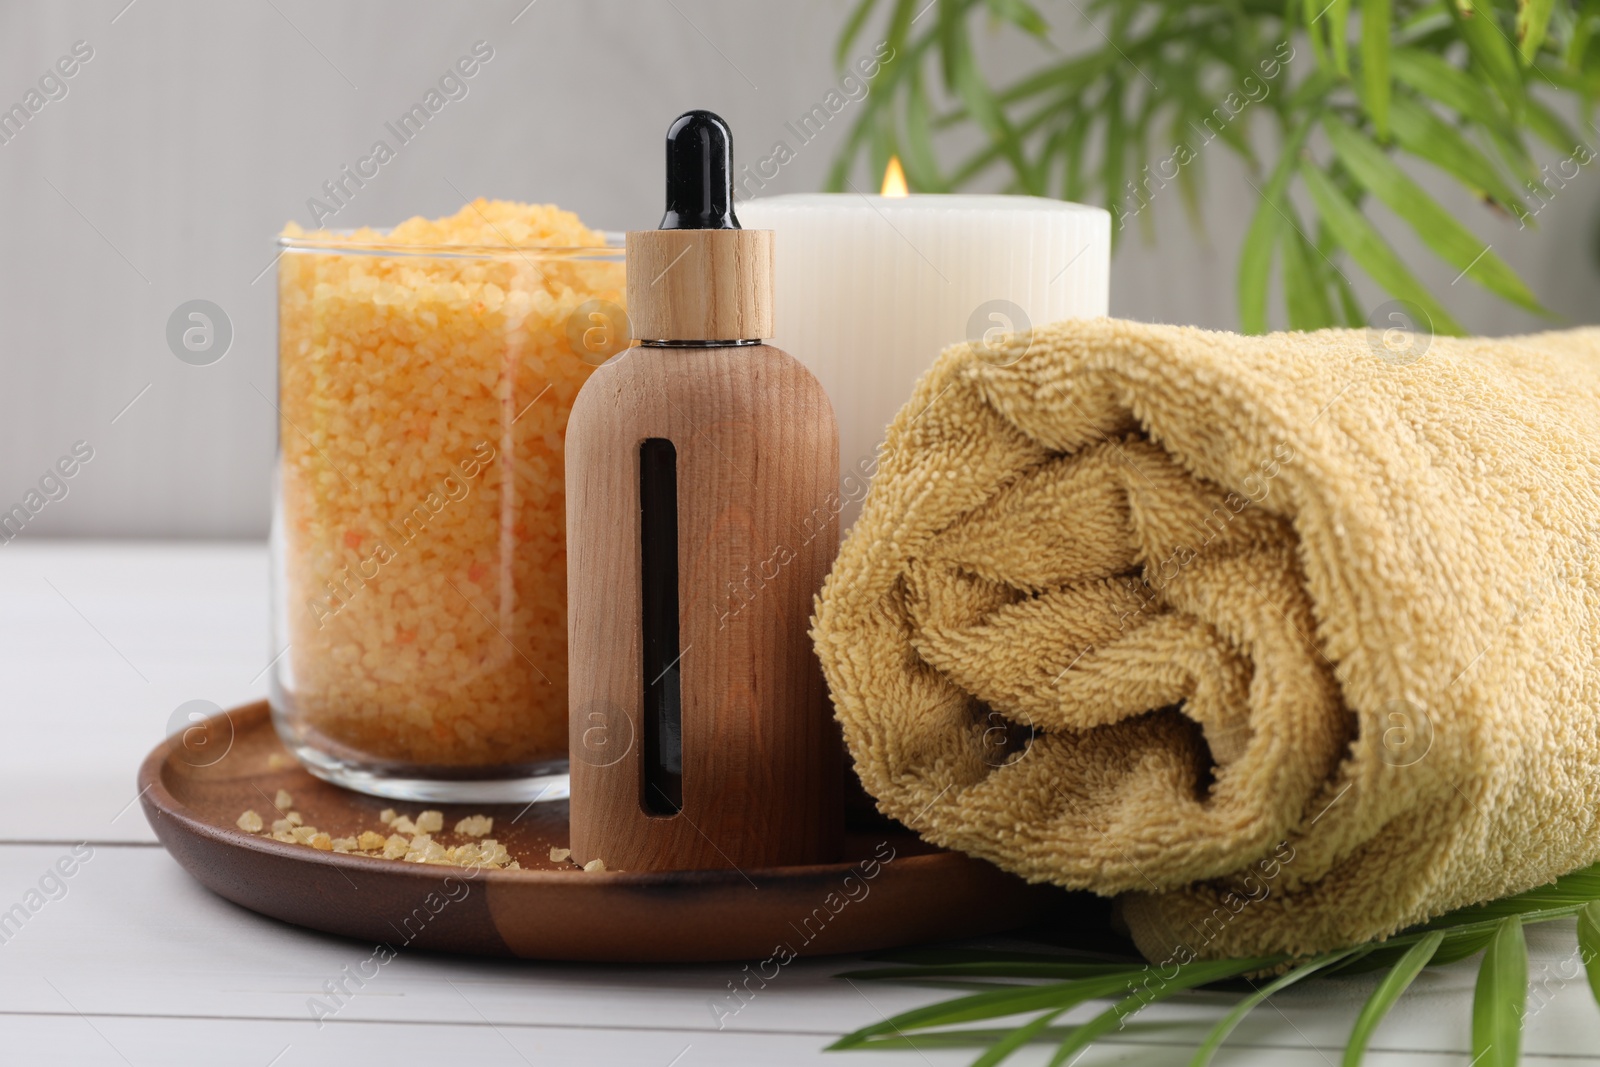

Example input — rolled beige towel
[812,317,1600,961]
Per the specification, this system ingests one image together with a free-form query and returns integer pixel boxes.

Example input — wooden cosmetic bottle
[565,111,842,871]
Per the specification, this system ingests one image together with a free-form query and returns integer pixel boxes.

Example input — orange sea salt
[276,200,623,768]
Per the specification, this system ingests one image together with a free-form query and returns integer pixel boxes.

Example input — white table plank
[6,1014,1600,1067]
[2,542,1599,1063]
[0,845,955,1038]
[0,542,270,843]
[0,1015,854,1067]
[1,845,1598,1061]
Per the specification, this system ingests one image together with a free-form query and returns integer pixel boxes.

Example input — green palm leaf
[1103,76,1127,249]
[1523,92,1586,152]
[835,0,882,67]
[1578,900,1600,1007]
[830,0,1573,392]
[1471,917,1528,1067]
[971,1007,1065,1067]
[1045,957,1268,1065]
[1389,47,1536,183]
[945,15,1029,187]
[1329,0,1354,76]
[828,972,1137,1049]
[1169,103,1205,232]
[1362,0,1394,139]
[1518,0,1556,64]
[1305,0,1332,68]
[1343,931,1445,1066]
[1321,114,1546,312]
[1191,949,1366,1067]
[985,0,1049,38]
[1388,94,1527,214]
[1238,118,1313,333]
[1300,163,1464,334]
[1059,108,1093,202]
[833,863,1600,1065]
[1390,47,1517,136]
[1452,0,1526,117]
[902,66,948,192]
[878,0,919,88]
[1282,222,1340,329]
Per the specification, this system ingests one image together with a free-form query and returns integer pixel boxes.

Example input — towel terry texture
[812,317,1600,961]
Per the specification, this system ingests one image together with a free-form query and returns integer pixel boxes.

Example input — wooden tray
[139,702,1058,961]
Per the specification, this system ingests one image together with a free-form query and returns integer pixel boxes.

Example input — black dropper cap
[659,110,740,231]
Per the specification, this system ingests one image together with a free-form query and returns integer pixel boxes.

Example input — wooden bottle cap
[626,228,774,342]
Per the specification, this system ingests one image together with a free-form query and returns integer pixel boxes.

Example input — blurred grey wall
[1,0,1596,539]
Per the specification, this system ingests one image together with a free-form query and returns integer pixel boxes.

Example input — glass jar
[270,229,627,801]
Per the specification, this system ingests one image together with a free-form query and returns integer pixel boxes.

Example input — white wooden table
[2,541,1597,1065]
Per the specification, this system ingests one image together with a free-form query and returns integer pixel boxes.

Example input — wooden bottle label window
[639,437,683,816]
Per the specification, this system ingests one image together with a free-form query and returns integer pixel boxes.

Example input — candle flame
[881,155,909,198]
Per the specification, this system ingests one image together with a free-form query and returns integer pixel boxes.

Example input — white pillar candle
[739,192,1110,531]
